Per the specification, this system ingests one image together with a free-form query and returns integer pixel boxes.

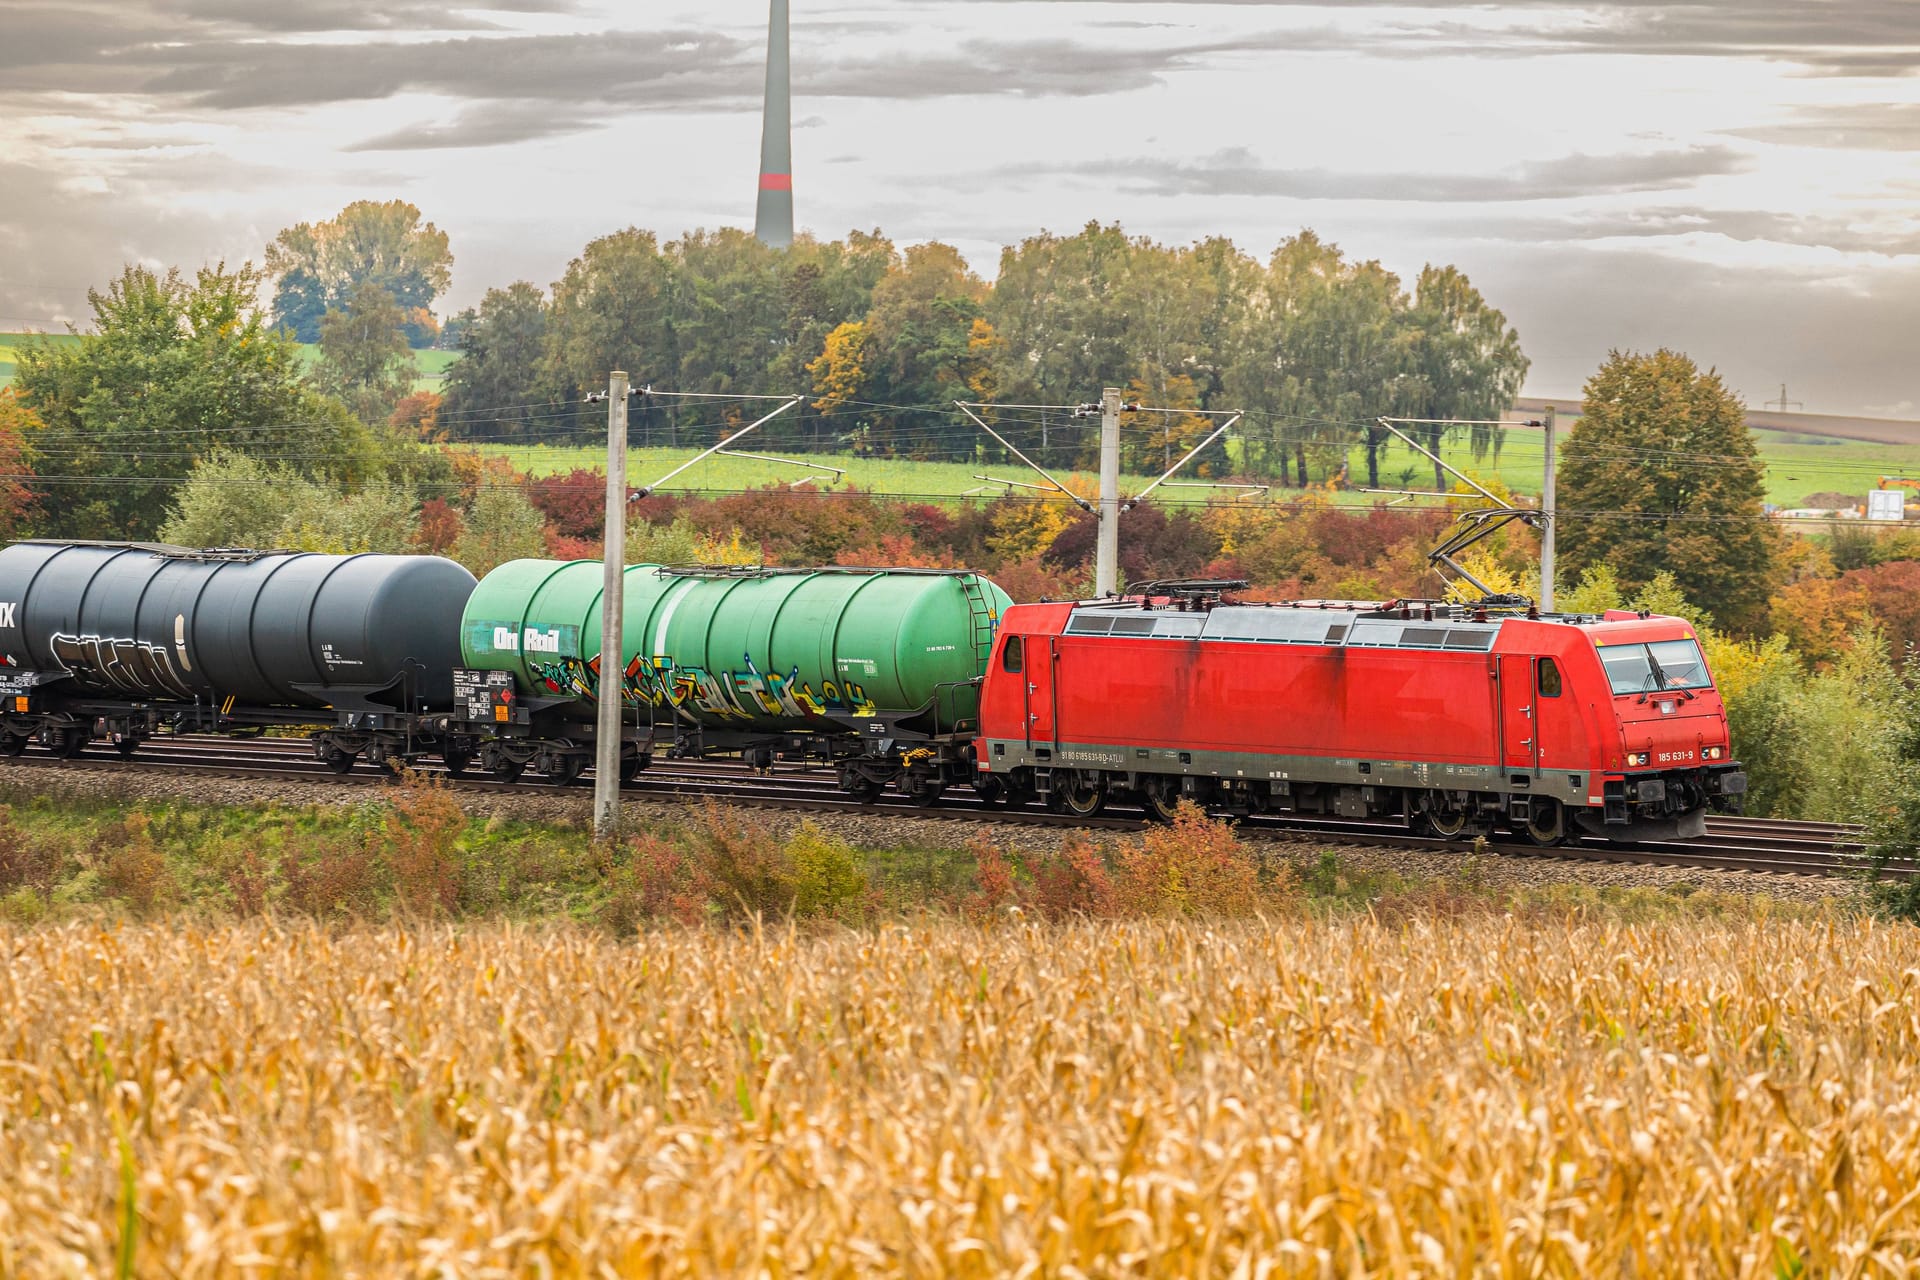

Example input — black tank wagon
[0,541,476,768]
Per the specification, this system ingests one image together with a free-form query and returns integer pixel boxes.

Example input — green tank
[459,563,1011,734]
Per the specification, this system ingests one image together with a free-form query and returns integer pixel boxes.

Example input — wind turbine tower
[754,0,794,247]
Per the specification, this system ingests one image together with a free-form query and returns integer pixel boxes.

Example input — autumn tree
[12,263,384,538]
[1556,349,1777,632]
[266,199,453,345]
[541,227,680,442]
[1395,265,1530,490]
[822,243,998,456]
[0,391,39,538]
[451,485,549,576]
[313,281,418,425]
[439,282,552,439]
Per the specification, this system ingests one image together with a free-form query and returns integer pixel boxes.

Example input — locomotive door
[1022,635,1058,751]
[1498,654,1540,776]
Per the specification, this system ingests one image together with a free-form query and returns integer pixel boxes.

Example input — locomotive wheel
[55,728,90,758]
[323,748,358,774]
[442,749,474,778]
[0,731,30,757]
[1521,798,1568,847]
[1140,780,1182,823]
[974,776,1008,808]
[1049,772,1106,818]
[1419,793,1474,840]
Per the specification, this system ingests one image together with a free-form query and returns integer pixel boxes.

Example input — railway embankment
[0,755,1867,917]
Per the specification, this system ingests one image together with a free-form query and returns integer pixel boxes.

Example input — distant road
[1513,397,1920,447]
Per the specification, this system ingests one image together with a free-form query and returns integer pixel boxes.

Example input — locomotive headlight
[1703,745,1725,761]
[1627,751,1651,767]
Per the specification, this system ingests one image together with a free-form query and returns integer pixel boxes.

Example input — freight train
[0,540,1745,844]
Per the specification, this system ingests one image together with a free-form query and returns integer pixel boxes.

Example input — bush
[97,813,173,915]
[282,837,379,918]
[961,834,1019,919]
[1028,838,1118,918]
[685,801,794,920]
[786,822,870,921]
[602,834,711,933]
[1114,803,1274,918]
[383,771,465,917]
[0,805,59,897]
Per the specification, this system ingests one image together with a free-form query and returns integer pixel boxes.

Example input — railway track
[2,735,1909,884]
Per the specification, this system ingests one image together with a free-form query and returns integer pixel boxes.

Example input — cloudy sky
[3,0,1918,414]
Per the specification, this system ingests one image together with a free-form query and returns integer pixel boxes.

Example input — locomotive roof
[1055,598,1696,653]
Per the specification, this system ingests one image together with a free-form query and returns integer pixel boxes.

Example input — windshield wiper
[1642,647,1698,700]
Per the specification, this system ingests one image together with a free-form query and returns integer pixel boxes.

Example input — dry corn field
[2,918,1919,1277]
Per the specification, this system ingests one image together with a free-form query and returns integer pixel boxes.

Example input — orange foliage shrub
[383,770,466,917]
[1113,804,1277,918]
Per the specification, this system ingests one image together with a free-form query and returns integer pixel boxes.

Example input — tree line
[441,223,1529,488]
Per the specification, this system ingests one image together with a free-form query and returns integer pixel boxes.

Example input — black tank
[0,542,477,710]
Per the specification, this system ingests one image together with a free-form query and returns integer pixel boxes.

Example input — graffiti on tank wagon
[528,650,879,720]
[49,632,195,700]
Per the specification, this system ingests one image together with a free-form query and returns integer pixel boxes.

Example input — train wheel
[903,778,944,807]
[1521,798,1567,848]
[543,755,585,787]
[1418,793,1473,840]
[442,749,474,778]
[1140,780,1182,822]
[323,748,358,774]
[55,728,90,758]
[619,754,648,783]
[1049,772,1106,818]
[974,776,1008,808]
[0,731,30,757]
[491,760,526,784]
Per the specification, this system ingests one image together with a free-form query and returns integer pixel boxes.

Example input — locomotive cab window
[1599,639,1711,695]
[1537,657,1562,697]
[1001,634,1024,673]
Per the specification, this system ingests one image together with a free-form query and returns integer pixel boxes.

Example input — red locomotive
[972,585,1746,844]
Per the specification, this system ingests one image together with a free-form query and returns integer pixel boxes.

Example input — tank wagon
[452,561,1011,796]
[974,588,1747,844]
[0,541,476,768]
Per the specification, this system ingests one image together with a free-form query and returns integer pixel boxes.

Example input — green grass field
[475,428,1920,512]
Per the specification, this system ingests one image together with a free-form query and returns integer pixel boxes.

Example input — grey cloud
[962,0,1920,77]
[0,160,250,333]
[346,104,606,152]
[1458,244,1920,414]
[1024,145,1751,203]
[1732,104,1920,151]
[6,10,1297,127]
[1470,206,1920,257]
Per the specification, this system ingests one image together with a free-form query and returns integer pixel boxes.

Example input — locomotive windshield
[1599,639,1711,694]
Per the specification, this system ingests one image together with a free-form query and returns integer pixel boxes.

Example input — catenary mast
[753,0,794,247]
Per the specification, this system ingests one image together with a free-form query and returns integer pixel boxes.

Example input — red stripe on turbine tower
[759,173,793,192]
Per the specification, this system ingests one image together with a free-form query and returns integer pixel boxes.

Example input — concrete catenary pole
[1540,404,1557,612]
[1096,386,1121,598]
[753,0,794,248]
[594,371,629,841]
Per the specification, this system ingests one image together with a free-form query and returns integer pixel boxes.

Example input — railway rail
[2,735,1908,884]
